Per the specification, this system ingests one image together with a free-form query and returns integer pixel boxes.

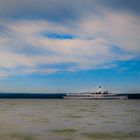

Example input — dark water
[0,99,140,140]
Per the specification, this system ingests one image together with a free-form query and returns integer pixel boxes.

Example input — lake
[0,99,140,140]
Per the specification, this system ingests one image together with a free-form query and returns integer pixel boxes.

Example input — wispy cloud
[0,1,140,78]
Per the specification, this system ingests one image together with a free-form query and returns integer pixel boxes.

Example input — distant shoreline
[0,93,140,99]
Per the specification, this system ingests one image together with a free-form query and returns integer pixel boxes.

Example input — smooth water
[0,99,139,140]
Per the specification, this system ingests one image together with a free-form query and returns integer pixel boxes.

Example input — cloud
[0,0,139,21]
[78,11,140,53]
[98,0,140,15]
[0,1,140,78]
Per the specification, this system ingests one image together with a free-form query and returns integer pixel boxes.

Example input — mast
[98,86,102,93]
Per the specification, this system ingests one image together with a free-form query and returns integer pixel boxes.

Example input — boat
[64,86,127,100]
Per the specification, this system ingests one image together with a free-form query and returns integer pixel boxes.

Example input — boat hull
[63,96,127,100]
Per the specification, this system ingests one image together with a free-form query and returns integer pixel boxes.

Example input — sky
[0,0,140,93]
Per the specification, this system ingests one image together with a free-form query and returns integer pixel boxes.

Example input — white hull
[64,87,128,100]
[64,95,127,100]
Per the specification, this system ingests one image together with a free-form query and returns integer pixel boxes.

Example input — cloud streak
[0,0,140,78]
[0,0,140,20]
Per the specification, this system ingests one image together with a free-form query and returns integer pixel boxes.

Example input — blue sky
[0,0,140,93]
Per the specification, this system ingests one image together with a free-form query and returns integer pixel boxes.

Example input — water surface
[0,99,139,140]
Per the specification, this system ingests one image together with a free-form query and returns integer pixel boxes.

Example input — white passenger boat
[64,86,127,100]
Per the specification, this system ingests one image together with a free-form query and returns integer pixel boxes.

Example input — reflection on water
[0,99,140,140]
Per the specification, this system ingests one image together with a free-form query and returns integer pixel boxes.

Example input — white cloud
[78,11,140,52]
[0,10,140,78]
